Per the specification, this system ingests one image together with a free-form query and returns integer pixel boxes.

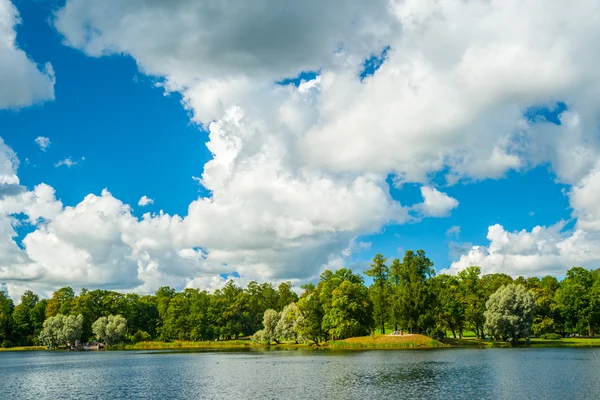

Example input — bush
[251,329,266,344]
[539,333,562,340]
[132,330,151,343]
[1,340,11,348]
[426,327,446,341]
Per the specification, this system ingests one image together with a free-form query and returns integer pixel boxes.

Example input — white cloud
[446,225,461,237]
[54,157,78,168]
[137,195,154,207]
[0,0,54,109]
[416,186,459,217]
[445,223,600,277]
[0,0,596,294]
[34,136,51,151]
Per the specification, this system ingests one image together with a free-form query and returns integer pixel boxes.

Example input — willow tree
[485,284,535,346]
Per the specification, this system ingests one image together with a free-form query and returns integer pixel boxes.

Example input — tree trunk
[451,330,456,339]
[381,323,385,335]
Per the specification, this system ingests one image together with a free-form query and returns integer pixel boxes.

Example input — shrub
[426,327,446,341]
[1,339,11,348]
[539,333,562,340]
[251,330,266,344]
[132,330,151,343]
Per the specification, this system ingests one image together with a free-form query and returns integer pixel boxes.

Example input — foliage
[275,302,302,342]
[539,333,562,340]
[261,309,280,344]
[39,314,83,349]
[92,314,128,345]
[3,252,600,348]
[485,284,535,346]
[132,330,151,342]
[395,250,435,333]
[365,254,390,334]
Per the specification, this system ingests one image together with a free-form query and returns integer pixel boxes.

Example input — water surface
[1,348,599,399]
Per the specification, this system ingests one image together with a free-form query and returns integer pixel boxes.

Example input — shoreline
[3,335,600,352]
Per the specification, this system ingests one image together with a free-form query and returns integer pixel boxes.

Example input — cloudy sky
[1,0,600,301]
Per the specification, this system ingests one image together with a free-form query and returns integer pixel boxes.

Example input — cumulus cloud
[0,0,54,109]
[416,186,459,217]
[34,136,50,151]
[445,223,600,277]
[0,0,597,295]
[137,195,153,207]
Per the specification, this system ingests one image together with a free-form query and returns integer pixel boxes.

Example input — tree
[457,266,486,338]
[275,302,302,343]
[322,279,372,339]
[365,254,390,334]
[262,309,280,344]
[11,290,39,345]
[296,285,324,345]
[396,250,435,333]
[92,314,127,345]
[0,291,14,346]
[39,314,83,348]
[555,267,600,336]
[485,284,535,346]
[276,282,298,312]
[45,287,75,318]
[432,274,465,338]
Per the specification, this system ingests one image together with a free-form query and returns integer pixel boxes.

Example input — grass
[329,334,446,349]
[0,346,46,352]
[444,335,600,348]
[5,335,600,352]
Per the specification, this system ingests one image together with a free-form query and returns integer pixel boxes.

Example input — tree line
[1,249,599,348]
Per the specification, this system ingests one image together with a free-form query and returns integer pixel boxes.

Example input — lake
[1,348,599,399]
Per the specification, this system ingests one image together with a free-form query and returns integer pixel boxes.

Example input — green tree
[276,281,298,311]
[261,309,280,344]
[457,266,486,338]
[396,250,435,333]
[275,302,302,343]
[532,276,561,336]
[388,258,403,331]
[45,287,75,318]
[485,284,535,346]
[39,314,83,348]
[92,314,128,345]
[11,290,39,345]
[0,291,14,346]
[365,254,390,334]
[432,274,465,338]
[322,279,372,339]
[556,267,600,336]
[296,284,324,345]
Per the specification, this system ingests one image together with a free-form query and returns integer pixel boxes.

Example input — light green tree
[275,302,302,343]
[39,314,83,348]
[92,314,128,345]
[485,284,535,346]
[262,309,280,344]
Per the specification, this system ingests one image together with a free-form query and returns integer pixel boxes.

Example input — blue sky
[0,0,598,298]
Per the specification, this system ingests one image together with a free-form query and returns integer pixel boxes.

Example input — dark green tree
[365,254,390,334]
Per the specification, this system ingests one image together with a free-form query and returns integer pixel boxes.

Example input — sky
[1,0,600,301]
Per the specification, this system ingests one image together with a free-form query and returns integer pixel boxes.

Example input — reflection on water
[1,348,599,399]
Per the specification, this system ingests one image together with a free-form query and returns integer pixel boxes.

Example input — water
[1,348,599,399]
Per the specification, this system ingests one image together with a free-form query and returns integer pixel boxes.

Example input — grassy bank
[444,336,600,348]
[0,346,45,351]
[4,336,600,352]
[330,334,446,349]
